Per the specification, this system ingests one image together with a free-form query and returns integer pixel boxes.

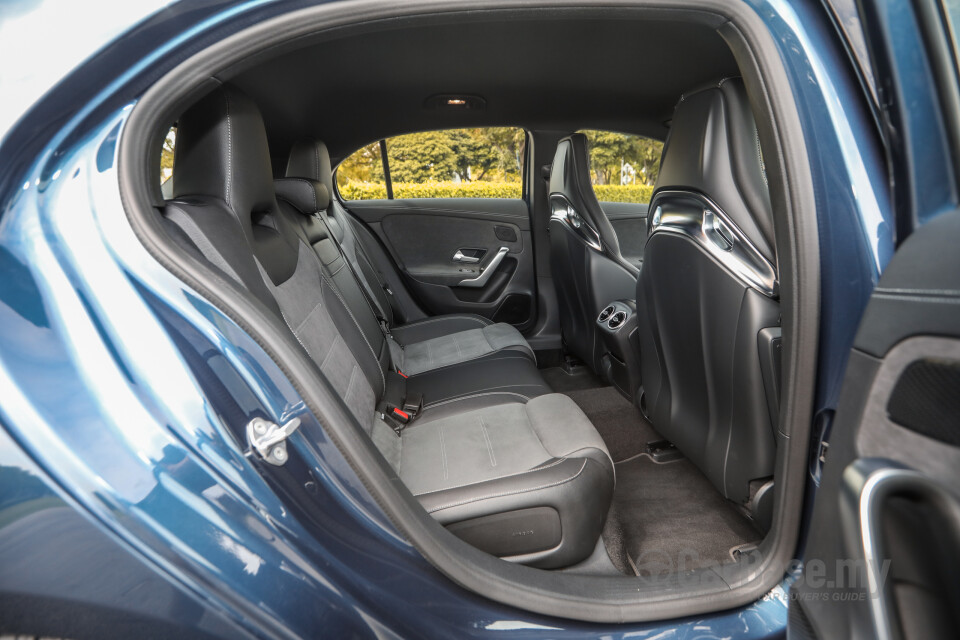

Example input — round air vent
[608,311,627,330]
[598,305,616,323]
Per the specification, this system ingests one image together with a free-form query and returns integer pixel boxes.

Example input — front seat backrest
[636,78,781,505]
[548,134,639,374]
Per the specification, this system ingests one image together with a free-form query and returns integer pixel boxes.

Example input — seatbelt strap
[313,209,392,336]
[348,215,406,322]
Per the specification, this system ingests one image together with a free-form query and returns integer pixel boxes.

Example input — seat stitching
[478,416,496,468]
[405,353,534,377]
[344,365,358,404]
[317,260,385,391]
[319,333,341,370]
[425,460,587,513]
[413,457,566,496]
[423,386,538,408]
[223,90,233,211]
[294,301,324,335]
[439,424,449,481]
[398,315,490,330]
[417,391,531,413]
[407,351,537,377]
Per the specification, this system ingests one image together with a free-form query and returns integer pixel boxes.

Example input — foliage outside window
[578,130,663,204]
[337,128,525,200]
[160,127,176,185]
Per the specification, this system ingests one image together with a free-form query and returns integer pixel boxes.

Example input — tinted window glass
[160,126,176,186]
[336,128,525,200]
[578,130,663,203]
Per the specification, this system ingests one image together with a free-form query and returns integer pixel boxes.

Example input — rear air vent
[598,306,615,323]
[608,311,627,330]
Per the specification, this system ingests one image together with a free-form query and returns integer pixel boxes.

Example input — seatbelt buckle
[396,370,408,378]
[403,392,423,418]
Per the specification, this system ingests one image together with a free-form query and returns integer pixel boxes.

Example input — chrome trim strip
[842,459,960,640]
[457,246,508,288]
[549,193,602,251]
[648,190,779,298]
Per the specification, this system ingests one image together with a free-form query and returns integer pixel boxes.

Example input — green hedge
[339,180,653,203]
[593,184,654,204]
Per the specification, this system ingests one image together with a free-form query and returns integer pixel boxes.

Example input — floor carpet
[564,386,655,462]
[606,455,762,577]
[548,376,762,577]
[540,365,606,392]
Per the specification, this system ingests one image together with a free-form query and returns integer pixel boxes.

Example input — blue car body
[0,0,950,637]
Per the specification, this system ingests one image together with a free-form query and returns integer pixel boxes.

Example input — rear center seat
[162,85,614,568]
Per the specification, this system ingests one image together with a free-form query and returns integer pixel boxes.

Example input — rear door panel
[345,198,538,330]
[788,210,960,640]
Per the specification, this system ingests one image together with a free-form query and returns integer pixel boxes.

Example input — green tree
[582,130,662,187]
[160,127,176,184]
[387,131,458,182]
[337,141,382,183]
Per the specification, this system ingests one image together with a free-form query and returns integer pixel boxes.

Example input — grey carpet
[564,386,656,462]
[540,366,605,393]
[607,456,762,578]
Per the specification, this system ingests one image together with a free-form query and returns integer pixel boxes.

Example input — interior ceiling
[226,13,739,163]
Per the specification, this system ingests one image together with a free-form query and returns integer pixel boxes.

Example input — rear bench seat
[162,85,614,568]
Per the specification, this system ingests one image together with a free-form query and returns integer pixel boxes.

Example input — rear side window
[336,127,526,200]
[577,130,663,204]
[160,126,176,186]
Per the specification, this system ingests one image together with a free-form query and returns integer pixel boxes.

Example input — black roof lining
[223,9,738,160]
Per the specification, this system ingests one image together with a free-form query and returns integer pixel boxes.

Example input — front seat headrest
[549,133,624,260]
[286,139,334,198]
[656,77,775,261]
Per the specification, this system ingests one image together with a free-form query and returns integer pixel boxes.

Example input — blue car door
[789,2,960,638]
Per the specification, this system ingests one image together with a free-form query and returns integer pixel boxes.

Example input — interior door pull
[453,249,481,264]
[458,247,508,288]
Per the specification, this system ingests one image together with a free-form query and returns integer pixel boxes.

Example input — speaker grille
[887,358,960,445]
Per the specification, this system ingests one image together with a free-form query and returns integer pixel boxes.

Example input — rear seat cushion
[373,394,614,568]
[393,316,535,376]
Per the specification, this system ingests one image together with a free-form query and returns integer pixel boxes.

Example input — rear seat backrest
[286,140,397,325]
[168,85,386,429]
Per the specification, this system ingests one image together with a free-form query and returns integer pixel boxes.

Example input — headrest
[549,133,624,259]
[656,78,775,260]
[173,84,277,226]
[274,178,331,214]
[286,139,333,197]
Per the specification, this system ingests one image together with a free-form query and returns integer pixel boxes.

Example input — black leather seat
[163,85,614,568]
[635,78,781,506]
[548,134,639,373]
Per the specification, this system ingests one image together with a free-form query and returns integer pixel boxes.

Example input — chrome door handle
[453,249,481,264]
[457,247,509,288]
